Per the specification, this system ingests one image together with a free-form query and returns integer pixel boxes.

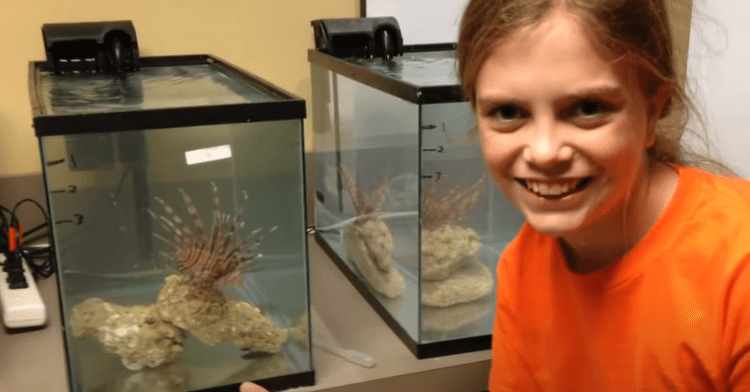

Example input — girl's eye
[572,100,611,118]
[494,105,525,121]
[481,103,527,132]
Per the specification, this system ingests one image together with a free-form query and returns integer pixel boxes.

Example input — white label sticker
[185,144,232,165]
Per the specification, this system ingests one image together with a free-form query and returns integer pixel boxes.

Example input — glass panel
[40,120,310,392]
[312,71,421,342]
[38,64,275,115]
[419,102,525,344]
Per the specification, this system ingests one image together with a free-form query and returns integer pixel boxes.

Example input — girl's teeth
[525,179,581,196]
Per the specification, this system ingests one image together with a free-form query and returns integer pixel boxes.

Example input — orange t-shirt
[490,166,750,391]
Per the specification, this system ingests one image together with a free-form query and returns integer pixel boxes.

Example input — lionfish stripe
[223,269,241,286]
[211,181,222,224]
[180,188,206,235]
[157,216,183,238]
[155,196,191,235]
[224,248,242,262]
[155,197,176,218]
[149,209,175,233]
[240,252,262,262]
[218,236,232,257]
[370,178,390,212]
[209,219,222,253]
[152,233,178,249]
[204,249,220,274]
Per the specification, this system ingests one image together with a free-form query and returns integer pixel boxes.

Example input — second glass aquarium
[308,18,525,358]
[30,22,313,392]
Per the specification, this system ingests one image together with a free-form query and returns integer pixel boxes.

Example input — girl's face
[475,9,664,240]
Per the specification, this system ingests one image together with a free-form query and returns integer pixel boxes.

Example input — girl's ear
[644,83,673,148]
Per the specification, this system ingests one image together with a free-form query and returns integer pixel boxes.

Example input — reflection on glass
[40,64,273,115]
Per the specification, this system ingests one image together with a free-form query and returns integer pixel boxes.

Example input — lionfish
[338,166,390,223]
[421,175,485,231]
[149,182,275,286]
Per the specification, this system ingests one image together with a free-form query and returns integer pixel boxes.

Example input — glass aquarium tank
[29,23,313,392]
[308,18,525,359]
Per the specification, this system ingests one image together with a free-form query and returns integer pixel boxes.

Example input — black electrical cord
[1,198,55,279]
[0,205,11,252]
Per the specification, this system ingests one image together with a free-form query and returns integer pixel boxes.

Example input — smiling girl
[458,0,750,390]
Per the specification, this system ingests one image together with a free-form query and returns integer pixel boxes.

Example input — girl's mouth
[516,177,593,198]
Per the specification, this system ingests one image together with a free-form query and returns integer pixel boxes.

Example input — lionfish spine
[154,196,191,236]
[339,165,390,218]
[152,232,179,249]
[179,188,206,236]
[148,209,176,236]
[210,181,222,227]
[225,227,263,261]
[422,175,485,229]
[216,213,234,256]
[338,167,365,214]
[158,216,182,240]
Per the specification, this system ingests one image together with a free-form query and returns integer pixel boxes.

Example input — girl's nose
[522,120,574,172]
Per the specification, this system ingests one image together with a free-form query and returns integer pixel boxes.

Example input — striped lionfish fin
[179,188,207,238]
[154,196,191,240]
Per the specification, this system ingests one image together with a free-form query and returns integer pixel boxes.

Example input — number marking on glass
[422,146,444,153]
[56,214,84,226]
[51,185,78,194]
[421,172,442,181]
[46,158,65,167]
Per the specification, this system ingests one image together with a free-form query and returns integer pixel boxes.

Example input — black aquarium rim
[29,54,306,137]
[191,370,315,392]
[307,48,466,105]
[313,232,491,359]
[403,43,457,52]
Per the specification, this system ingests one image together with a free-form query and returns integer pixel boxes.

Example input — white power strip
[0,253,47,329]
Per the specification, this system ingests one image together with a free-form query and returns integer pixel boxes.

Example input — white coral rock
[421,225,481,281]
[155,274,288,352]
[421,296,492,332]
[155,274,229,345]
[225,301,289,353]
[93,303,185,370]
[421,256,493,307]
[70,297,120,338]
[344,218,404,298]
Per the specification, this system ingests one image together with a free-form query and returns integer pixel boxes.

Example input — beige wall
[669,0,693,85]
[0,0,358,177]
